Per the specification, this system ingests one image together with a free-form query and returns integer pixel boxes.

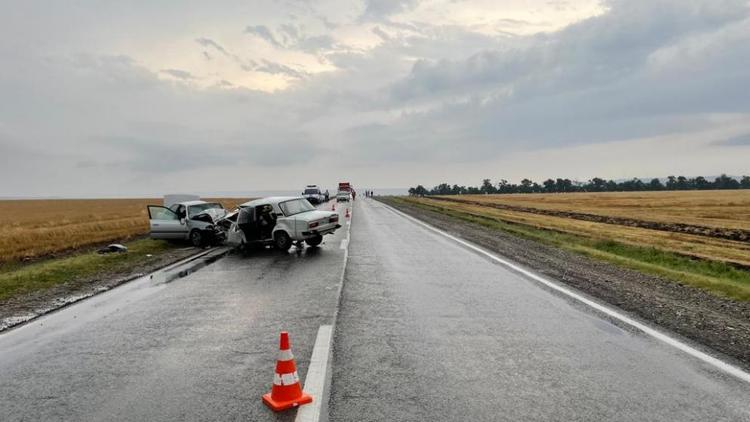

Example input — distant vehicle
[221,197,340,251]
[302,185,326,204]
[147,196,227,247]
[336,191,351,202]
[338,181,355,200]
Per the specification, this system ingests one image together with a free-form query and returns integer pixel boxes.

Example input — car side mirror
[180,218,186,225]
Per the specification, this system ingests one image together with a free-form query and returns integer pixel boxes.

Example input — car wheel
[306,235,323,247]
[275,231,292,251]
[190,230,203,247]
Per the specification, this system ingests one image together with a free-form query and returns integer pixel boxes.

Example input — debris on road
[97,244,128,254]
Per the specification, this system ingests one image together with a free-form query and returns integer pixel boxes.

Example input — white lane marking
[382,202,750,384]
[297,202,353,421]
[295,325,333,422]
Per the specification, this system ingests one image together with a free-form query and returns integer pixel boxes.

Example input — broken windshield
[188,203,223,217]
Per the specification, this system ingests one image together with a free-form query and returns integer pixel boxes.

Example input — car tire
[274,231,292,251]
[306,235,323,247]
[190,230,203,247]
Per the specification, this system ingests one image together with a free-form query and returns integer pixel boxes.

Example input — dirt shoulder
[0,240,200,331]
[380,197,750,368]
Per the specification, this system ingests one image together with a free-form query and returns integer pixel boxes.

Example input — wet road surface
[0,200,350,422]
[329,198,750,422]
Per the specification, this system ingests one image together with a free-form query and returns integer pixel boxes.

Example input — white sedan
[220,197,341,251]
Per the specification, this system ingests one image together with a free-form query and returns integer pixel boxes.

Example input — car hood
[195,208,228,222]
[291,210,336,222]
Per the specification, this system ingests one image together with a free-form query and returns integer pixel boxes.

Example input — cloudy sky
[1,0,749,197]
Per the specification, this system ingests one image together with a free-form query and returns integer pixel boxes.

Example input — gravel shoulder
[380,197,750,368]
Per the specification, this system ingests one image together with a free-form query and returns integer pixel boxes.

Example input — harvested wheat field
[410,190,750,267]
[0,198,248,262]
[437,190,750,231]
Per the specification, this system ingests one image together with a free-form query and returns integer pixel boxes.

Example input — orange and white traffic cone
[345,208,350,218]
[332,203,336,211]
[262,331,313,412]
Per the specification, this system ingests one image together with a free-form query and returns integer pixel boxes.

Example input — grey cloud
[719,134,750,146]
[97,134,321,172]
[195,37,258,74]
[254,59,307,79]
[361,0,420,21]
[278,23,300,43]
[195,37,230,56]
[372,26,391,41]
[245,25,283,48]
[160,68,194,80]
[3,0,750,196]
[246,23,336,54]
[297,35,336,53]
[343,0,750,161]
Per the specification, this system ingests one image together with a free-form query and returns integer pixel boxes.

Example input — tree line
[408,174,750,196]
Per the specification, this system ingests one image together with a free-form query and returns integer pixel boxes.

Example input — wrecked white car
[219,197,340,251]
[147,196,227,247]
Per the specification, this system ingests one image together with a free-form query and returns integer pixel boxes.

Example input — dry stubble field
[417,190,750,267]
[0,198,248,262]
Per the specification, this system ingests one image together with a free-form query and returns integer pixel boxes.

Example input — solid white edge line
[381,201,750,384]
[295,325,333,422]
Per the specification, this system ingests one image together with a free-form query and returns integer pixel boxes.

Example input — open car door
[237,206,258,243]
[147,205,188,240]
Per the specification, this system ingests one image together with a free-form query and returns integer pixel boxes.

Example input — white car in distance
[336,191,351,202]
[222,196,340,251]
[302,185,326,204]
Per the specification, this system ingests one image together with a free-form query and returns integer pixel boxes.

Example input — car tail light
[309,221,320,229]
[329,215,339,223]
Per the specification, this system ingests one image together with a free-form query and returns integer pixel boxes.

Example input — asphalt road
[0,200,350,422]
[329,198,750,422]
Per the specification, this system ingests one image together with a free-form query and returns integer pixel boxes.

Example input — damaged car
[147,195,227,247]
[220,196,340,251]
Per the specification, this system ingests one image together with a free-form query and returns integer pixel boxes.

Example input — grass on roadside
[0,239,179,302]
[389,197,750,301]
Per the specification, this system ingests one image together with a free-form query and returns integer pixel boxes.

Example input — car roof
[240,196,302,207]
[180,200,209,206]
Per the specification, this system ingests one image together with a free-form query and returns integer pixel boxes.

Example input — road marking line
[295,325,333,422]
[383,202,750,384]
[297,203,353,421]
